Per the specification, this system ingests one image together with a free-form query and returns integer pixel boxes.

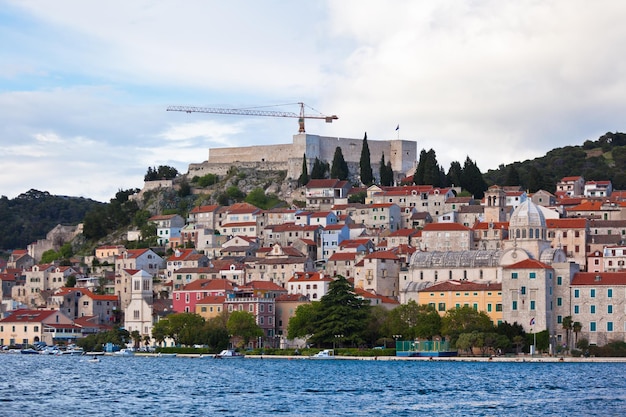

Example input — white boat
[157,353,177,358]
[214,349,245,359]
[309,349,335,359]
[113,348,135,357]
[87,357,101,363]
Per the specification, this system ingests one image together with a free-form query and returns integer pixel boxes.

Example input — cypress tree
[298,153,309,186]
[460,156,488,199]
[330,146,349,180]
[359,132,374,186]
[379,153,393,186]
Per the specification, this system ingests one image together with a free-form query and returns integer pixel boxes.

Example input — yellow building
[417,280,503,325]
[195,295,226,320]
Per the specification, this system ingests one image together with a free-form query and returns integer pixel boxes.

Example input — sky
[1,1,625,202]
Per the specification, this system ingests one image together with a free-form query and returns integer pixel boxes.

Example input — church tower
[124,269,154,338]
[483,185,508,223]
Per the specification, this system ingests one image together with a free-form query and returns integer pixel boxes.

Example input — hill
[483,132,626,192]
[0,189,104,250]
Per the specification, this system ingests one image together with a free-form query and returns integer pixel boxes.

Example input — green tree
[460,157,488,199]
[287,302,321,341]
[298,154,309,186]
[379,153,394,186]
[441,306,494,347]
[388,301,441,340]
[204,315,230,351]
[504,165,521,186]
[227,311,263,347]
[65,275,77,288]
[446,161,463,188]
[573,321,582,348]
[562,315,573,350]
[311,275,370,347]
[414,149,442,187]
[153,313,205,346]
[310,157,329,180]
[331,147,349,180]
[130,330,142,349]
[348,191,366,204]
[226,186,246,202]
[359,132,374,186]
[526,165,545,193]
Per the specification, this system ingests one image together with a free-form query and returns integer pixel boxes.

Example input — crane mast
[166,102,338,133]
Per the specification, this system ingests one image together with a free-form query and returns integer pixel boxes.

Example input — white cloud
[2,0,626,202]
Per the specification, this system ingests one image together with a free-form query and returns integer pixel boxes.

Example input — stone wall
[190,133,417,182]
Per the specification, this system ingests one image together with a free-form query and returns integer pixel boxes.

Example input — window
[574,289,580,298]
[529,272,536,279]
[574,305,579,314]
[607,322,613,332]
[590,289,596,298]
[487,304,492,312]
[438,302,446,312]
[512,301,517,311]
[511,272,518,279]
[496,304,502,312]
[590,305,596,314]
[557,297,562,306]
[530,300,536,310]
[557,315,562,324]
[590,322,596,332]
[473,303,478,310]
[521,286,526,295]
[557,276,562,285]
[608,305,613,314]
[608,288,613,298]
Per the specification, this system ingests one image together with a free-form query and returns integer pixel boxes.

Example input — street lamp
[333,334,343,351]
[393,334,402,350]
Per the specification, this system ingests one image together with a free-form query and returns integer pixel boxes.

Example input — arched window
[516,229,520,239]
[529,229,534,238]
[522,229,526,239]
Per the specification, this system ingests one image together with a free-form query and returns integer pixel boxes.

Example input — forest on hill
[0,189,104,250]
[483,131,626,192]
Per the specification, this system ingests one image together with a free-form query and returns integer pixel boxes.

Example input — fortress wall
[194,133,417,182]
[208,142,303,164]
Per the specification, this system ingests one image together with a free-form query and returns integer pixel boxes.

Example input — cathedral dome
[509,200,546,229]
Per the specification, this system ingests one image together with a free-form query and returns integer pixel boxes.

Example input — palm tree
[143,335,151,350]
[562,316,573,351]
[573,322,582,348]
[130,330,142,349]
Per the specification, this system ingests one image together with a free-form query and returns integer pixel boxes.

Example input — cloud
[2,0,626,203]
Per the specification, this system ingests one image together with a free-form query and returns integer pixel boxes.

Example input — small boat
[309,349,335,359]
[214,349,245,359]
[113,348,135,357]
[63,345,85,356]
[20,348,40,355]
[157,353,177,358]
[87,356,101,363]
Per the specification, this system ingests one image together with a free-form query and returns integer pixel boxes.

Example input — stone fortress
[188,133,417,183]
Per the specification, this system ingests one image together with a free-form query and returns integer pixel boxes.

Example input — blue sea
[0,354,624,416]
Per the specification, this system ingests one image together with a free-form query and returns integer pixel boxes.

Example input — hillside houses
[2,173,626,351]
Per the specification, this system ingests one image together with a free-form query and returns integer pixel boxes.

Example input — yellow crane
[166,102,338,133]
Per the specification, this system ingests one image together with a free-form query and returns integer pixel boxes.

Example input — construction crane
[166,102,338,133]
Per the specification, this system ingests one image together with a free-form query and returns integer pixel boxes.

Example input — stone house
[354,251,401,298]
[287,271,333,301]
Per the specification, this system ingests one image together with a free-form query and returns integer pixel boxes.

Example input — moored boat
[309,349,335,359]
[214,349,245,359]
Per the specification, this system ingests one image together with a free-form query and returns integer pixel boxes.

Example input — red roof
[181,279,235,292]
[472,222,508,230]
[504,259,552,269]
[190,205,220,213]
[0,309,57,323]
[197,295,227,304]
[289,272,333,282]
[364,251,399,260]
[328,252,357,261]
[545,218,587,228]
[570,201,604,211]
[571,272,626,286]
[418,280,502,292]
